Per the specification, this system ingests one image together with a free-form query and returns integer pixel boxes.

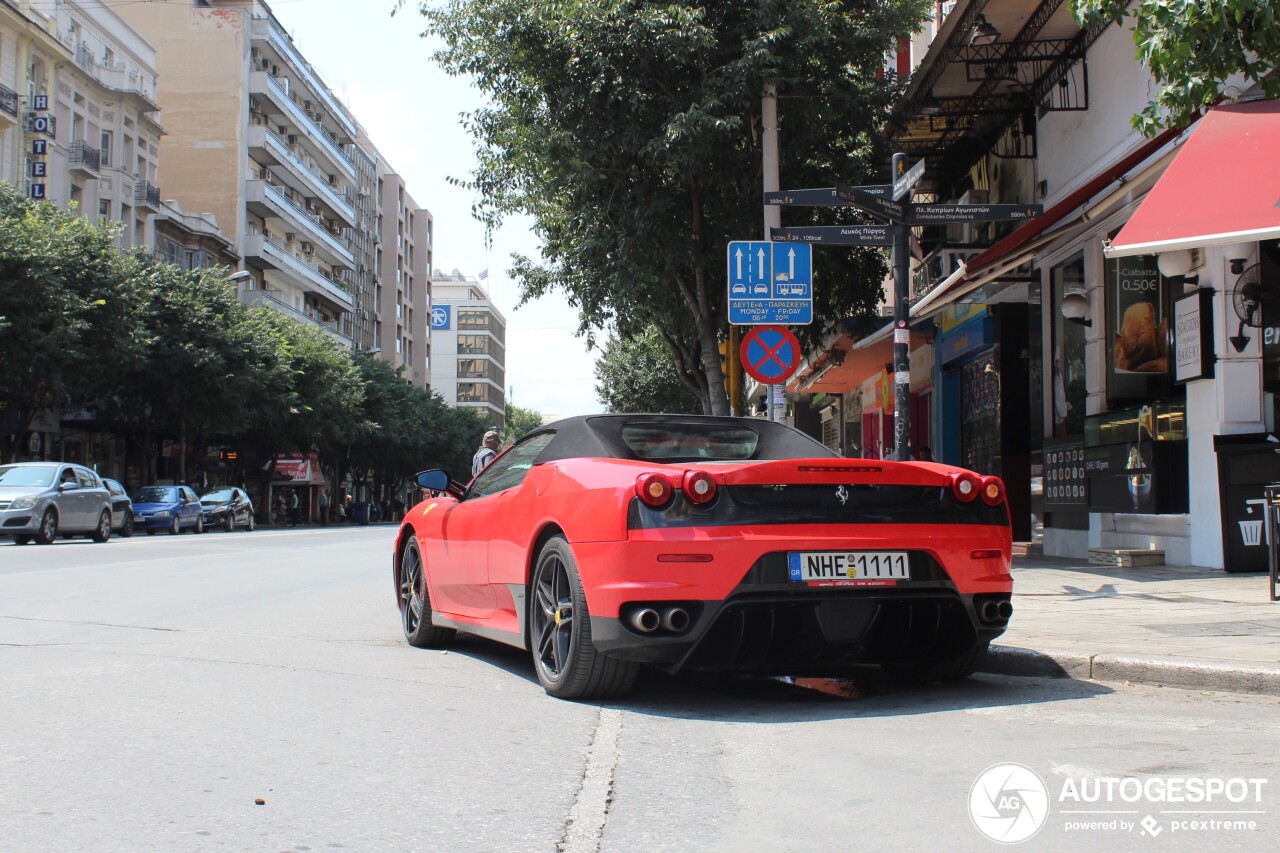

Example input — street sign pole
[762,82,781,422]
[891,153,912,462]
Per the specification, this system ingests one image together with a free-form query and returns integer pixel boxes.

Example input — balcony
[238,286,352,347]
[247,125,357,226]
[249,16,358,140]
[250,71,355,182]
[92,64,161,114]
[244,233,355,312]
[134,181,160,209]
[68,140,101,177]
[0,83,17,127]
[246,179,355,269]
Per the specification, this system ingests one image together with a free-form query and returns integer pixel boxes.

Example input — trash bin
[1213,434,1280,573]
[354,501,370,526]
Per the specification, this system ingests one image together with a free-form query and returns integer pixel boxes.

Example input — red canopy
[1108,100,1280,256]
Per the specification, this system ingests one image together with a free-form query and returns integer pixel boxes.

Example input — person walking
[288,489,300,527]
[318,488,329,527]
[472,430,501,477]
[273,493,286,526]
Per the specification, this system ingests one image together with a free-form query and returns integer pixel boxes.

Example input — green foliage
[416,0,927,413]
[595,327,703,414]
[1073,0,1280,135]
[504,403,546,441]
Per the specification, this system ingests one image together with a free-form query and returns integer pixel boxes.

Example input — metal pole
[891,152,912,461]
[762,83,781,422]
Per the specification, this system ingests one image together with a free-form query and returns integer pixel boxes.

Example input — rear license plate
[788,551,909,587]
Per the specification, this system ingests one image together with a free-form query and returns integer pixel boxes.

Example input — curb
[980,644,1280,697]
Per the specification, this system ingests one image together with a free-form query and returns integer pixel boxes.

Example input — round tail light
[682,470,718,505]
[635,472,674,508]
[950,472,980,503]
[980,475,1006,506]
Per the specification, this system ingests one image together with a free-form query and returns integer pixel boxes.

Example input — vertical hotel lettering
[27,94,51,199]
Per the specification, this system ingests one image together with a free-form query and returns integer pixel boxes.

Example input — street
[1,528,1277,852]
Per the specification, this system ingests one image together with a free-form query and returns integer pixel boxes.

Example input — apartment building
[1,1,162,248]
[116,0,365,348]
[429,270,506,428]
[369,157,432,387]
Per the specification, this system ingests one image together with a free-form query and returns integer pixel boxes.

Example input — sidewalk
[983,555,1280,695]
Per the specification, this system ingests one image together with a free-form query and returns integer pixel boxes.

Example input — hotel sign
[1173,288,1214,383]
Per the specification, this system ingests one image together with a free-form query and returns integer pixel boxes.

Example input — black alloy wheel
[529,536,637,700]
[91,510,112,543]
[168,515,181,535]
[398,539,455,648]
[34,509,58,545]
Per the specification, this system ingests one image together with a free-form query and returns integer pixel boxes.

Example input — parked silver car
[0,462,114,545]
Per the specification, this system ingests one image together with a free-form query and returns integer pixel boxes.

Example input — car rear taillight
[682,470,718,505]
[950,472,980,503]
[635,472,674,508]
[980,476,1006,506]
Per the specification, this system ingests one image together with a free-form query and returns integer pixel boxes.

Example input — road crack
[559,707,623,853]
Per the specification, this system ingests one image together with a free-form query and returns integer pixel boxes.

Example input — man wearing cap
[472,430,501,477]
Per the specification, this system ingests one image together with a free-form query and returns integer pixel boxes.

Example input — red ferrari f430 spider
[394,415,1013,700]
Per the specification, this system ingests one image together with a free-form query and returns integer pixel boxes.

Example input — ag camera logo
[969,763,1050,844]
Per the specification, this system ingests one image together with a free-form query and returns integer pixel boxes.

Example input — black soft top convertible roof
[529,414,836,464]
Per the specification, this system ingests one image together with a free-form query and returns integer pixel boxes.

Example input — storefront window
[1050,255,1086,436]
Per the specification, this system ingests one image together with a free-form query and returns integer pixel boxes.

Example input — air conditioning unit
[261,58,270,70]
[300,241,314,253]
[287,135,298,145]
[284,233,296,243]
[303,100,313,110]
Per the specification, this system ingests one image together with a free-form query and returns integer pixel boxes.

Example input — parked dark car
[0,462,113,545]
[200,487,256,532]
[102,478,134,538]
[132,485,205,535]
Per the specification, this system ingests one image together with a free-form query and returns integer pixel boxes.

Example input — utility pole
[762,82,781,422]
[890,153,912,461]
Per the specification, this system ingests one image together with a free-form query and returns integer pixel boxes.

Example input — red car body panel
[395,415,1014,676]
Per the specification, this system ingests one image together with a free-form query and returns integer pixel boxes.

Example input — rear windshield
[620,424,760,461]
[135,486,179,503]
[0,465,55,488]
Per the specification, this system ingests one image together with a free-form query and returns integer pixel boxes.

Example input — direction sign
[740,325,802,384]
[836,183,907,221]
[727,241,813,325]
[892,158,926,201]
[771,225,891,246]
[764,185,892,206]
[910,203,1043,224]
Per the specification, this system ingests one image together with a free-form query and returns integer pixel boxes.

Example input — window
[467,432,555,500]
[75,467,98,489]
[1050,255,1087,437]
[100,131,112,168]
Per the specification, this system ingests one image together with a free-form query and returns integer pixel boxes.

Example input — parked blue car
[132,485,205,535]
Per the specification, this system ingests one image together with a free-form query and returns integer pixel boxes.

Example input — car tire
[225,513,235,533]
[193,515,204,534]
[245,512,256,532]
[146,530,156,536]
[120,515,134,538]
[529,536,638,700]
[34,509,58,545]
[169,516,181,536]
[398,538,456,648]
[13,535,32,545]
[91,510,112,543]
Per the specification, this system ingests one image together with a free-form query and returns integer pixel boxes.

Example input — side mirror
[59,481,78,491]
[416,469,451,492]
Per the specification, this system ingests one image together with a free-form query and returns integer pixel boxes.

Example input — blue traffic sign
[727,241,813,325]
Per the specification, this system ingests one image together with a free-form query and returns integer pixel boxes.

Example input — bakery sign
[1173,288,1214,383]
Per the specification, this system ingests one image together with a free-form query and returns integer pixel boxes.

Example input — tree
[412,0,926,414]
[1073,0,1280,136]
[504,403,545,440]
[594,327,703,414]
[0,184,142,462]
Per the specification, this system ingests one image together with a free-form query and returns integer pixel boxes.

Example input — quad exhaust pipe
[978,600,1014,624]
[627,606,692,634]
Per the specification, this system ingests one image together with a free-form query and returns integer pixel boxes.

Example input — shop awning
[909,126,1182,318]
[789,331,930,395]
[1107,100,1280,257]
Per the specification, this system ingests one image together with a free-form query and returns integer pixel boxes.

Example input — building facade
[370,155,432,386]
[117,0,362,349]
[429,270,507,428]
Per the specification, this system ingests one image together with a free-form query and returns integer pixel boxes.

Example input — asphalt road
[1,527,1277,852]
